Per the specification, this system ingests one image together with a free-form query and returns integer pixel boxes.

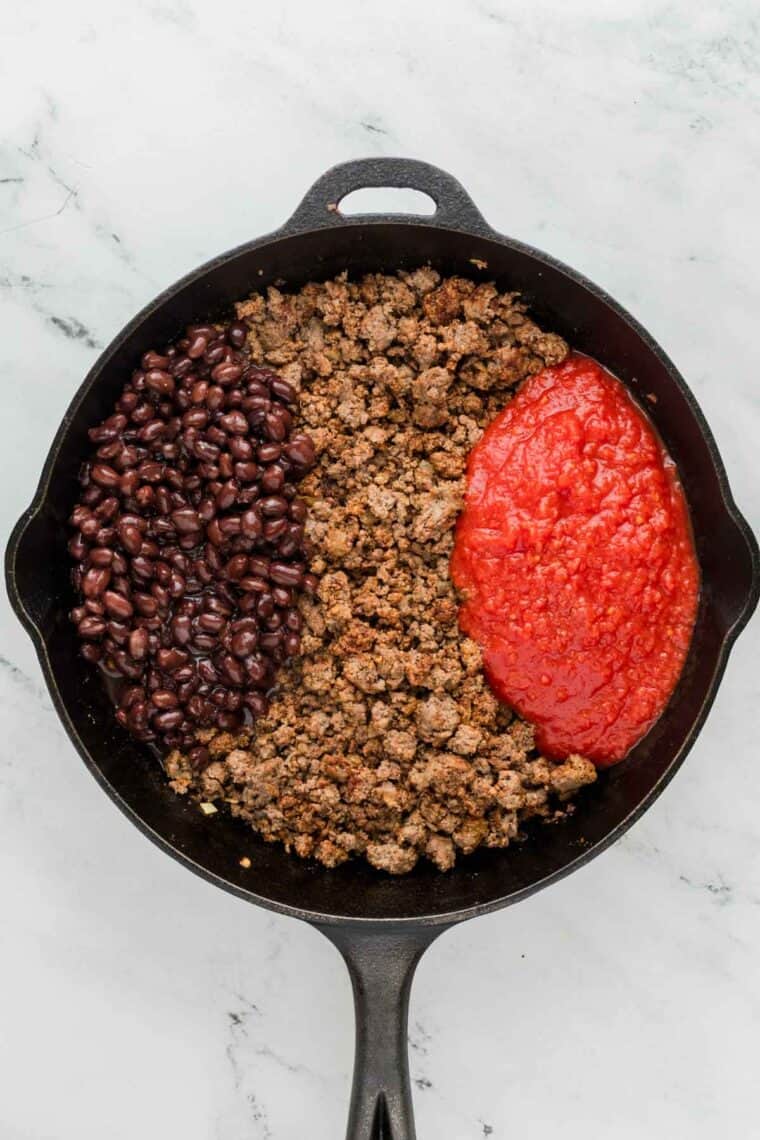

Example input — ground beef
[165,271,597,873]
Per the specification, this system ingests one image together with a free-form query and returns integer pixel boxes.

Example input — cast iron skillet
[6,158,759,1139]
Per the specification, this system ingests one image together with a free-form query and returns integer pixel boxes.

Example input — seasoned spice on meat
[166,271,596,873]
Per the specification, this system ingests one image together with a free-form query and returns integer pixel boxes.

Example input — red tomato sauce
[451,353,699,766]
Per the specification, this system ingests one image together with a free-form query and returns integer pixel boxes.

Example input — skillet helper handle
[282,157,492,236]
[322,924,442,1140]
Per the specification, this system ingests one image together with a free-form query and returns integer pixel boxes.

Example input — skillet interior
[8,219,758,924]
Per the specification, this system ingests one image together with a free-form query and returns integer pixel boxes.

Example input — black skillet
[6,158,759,1139]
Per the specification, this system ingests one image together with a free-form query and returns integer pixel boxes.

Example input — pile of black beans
[68,319,318,769]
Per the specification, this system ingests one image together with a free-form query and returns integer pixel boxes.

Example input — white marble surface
[2,2,759,1136]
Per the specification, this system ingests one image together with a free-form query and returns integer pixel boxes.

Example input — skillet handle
[320,923,445,1140]
[282,157,493,236]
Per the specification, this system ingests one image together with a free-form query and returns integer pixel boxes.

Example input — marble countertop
[2,2,759,1137]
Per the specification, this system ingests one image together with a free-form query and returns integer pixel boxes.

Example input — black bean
[91,463,120,488]
[248,556,269,578]
[218,654,244,685]
[206,425,228,447]
[245,657,268,687]
[288,500,308,523]
[168,354,193,380]
[283,631,301,657]
[139,419,165,444]
[197,659,219,685]
[186,334,209,360]
[219,410,248,434]
[154,561,172,586]
[228,436,253,460]
[225,554,249,580]
[263,518,288,542]
[68,533,88,560]
[195,559,214,584]
[192,634,218,652]
[195,439,220,463]
[233,461,259,483]
[142,351,171,371]
[284,435,316,469]
[134,486,154,511]
[245,395,270,421]
[261,465,285,494]
[239,575,268,593]
[82,566,111,597]
[256,593,274,619]
[197,611,226,634]
[230,629,257,659]
[217,710,243,731]
[277,536,301,560]
[103,590,134,619]
[189,745,211,770]
[152,583,171,608]
[153,708,184,731]
[129,628,150,659]
[88,423,119,444]
[128,701,149,732]
[189,379,208,405]
[257,442,281,463]
[95,496,120,521]
[78,615,107,639]
[302,572,319,595]
[260,495,288,518]
[114,651,144,679]
[106,621,128,646]
[156,647,188,671]
[270,377,298,405]
[215,480,238,511]
[131,402,153,424]
[206,385,225,411]
[96,440,122,462]
[227,321,248,348]
[138,460,163,482]
[204,340,226,366]
[95,527,117,548]
[239,509,262,539]
[224,689,243,712]
[212,362,243,385]
[285,609,302,632]
[269,561,304,587]
[171,507,201,534]
[244,692,269,718]
[116,393,138,414]
[219,515,242,537]
[264,409,288,442]
[188,323,218,340]
[168,572,186,598]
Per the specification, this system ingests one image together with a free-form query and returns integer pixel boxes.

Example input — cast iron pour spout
[6,158,758,1140]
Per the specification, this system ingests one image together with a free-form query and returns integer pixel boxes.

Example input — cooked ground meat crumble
[165,270,596,873]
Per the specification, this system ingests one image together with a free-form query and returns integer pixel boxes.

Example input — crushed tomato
[451,353,699,765]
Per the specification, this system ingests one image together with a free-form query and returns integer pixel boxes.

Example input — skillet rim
[6,204,759,928]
